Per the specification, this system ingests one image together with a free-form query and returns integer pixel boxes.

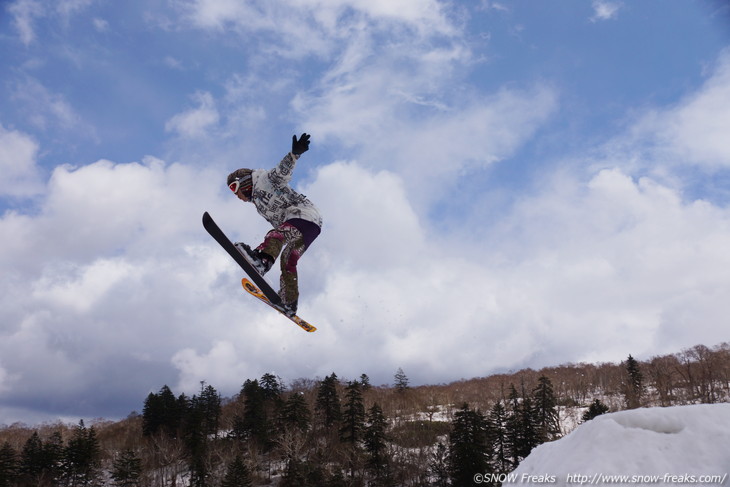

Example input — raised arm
[267,133,310,187]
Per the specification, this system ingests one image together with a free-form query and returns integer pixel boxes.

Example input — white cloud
[262,0,558,210]
[3,126,730,422]
[32,258,141,313]
[479,167,730,363]
[302,161,425,270]
[10,76,89,134]
[179,0,455,35]
[8,0,44,45]
[171,0,459,66]
[163,55,184,70]
[478,1,509,13]
[0,125,43,197]
[56,0,94,19]
[165,91,220,139]
[92,17,109,32]
[0,155,237,417]
[631,49,730,169]
[8,0,95,45]
[297,77,557,208]
[173,341,253,392]
[590,1,622,22]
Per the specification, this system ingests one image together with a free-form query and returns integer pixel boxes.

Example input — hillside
[0,342,728,486]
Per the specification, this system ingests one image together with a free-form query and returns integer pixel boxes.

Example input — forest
[0,342,728,486]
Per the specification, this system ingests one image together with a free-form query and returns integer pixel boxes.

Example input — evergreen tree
[111,449,143,487]
[258,374,285,438]
[504,384,540,466]
[176,392,190,433]
[0,442,18,487]
[141,392,161,437]
[280,392,311,432]
[260,373,284,401]
[428,442,449,487]
[44,431,65,483]
[448,403,491,486]
[198,383,222,438]
[221,456,252,487]
[487,401,511,473]
[237,379,270,447]
[504,385,522,467]
[624,354,644,409]
[315,373,341,429]
[582,399,610,422]
[158,385,181,436]
[532,376,561,443]
[142,385,183,438]
[20,431,64,486]
[62,420,102,487]
[184,387,218,487]
[359,374,371,391]
[20,432,45,482]
[364,403,390,485]
[339,381,366,444]
[517,395,539,459]
[393,368,409,393]
[337,381,366,482]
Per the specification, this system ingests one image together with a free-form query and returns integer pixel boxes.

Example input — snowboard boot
[235,243,274,276]
[279,300,298,317]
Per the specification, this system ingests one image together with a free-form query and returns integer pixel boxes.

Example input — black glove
[292,133,310,155]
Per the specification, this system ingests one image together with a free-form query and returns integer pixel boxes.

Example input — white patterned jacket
[248,152,322,229]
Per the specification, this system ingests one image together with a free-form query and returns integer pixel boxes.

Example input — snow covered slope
[513,404,730,486]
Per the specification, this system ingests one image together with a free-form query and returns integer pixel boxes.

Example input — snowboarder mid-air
[226,133,322,316]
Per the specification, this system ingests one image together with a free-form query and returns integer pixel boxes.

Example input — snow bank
[512,404,730,486]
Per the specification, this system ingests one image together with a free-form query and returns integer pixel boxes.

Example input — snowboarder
[226,133,322,316]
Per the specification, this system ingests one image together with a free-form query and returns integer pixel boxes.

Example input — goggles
[229,179,242,193]
[229,176,253,195]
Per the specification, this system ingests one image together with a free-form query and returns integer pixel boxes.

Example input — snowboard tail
[242,278,316,332]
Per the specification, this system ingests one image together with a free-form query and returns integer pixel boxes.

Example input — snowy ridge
[513,404,730,485]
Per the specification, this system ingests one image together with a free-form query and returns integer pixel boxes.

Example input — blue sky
[1,0,729,424]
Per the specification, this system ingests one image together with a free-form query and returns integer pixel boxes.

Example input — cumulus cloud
[0,125,43,198]
[0,155,232,419]
[480,167,730,363]
[32,259,141,313]
[3,121,730,422]
[173,341,250,392]
[255,159,730,382]
[303,161,425,269]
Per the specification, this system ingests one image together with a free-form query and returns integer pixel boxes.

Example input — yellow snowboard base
[241,278,316,332]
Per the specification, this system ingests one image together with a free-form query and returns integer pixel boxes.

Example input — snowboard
[202,211,316,332]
